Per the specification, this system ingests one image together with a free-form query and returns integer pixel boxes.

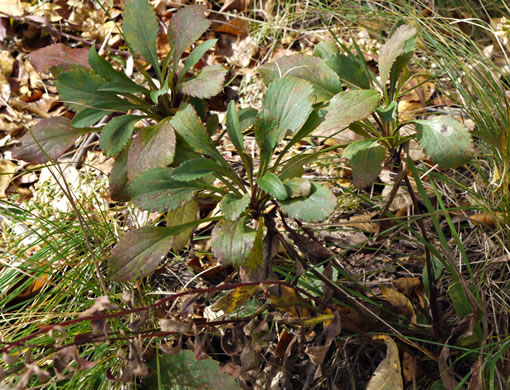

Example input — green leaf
[343,139,386,189]
[317,89,380,138]
[109,147,130,202]
[100,115,141,157]
[180,64,227,99]
[127,119,176,180]
[376,100,398,122]
[255,77,314,162]
[279,183,336,222]
[313,41,340,61]
[168,5,211,72]
[283,178,312,198]
[72,108,108,128]
[128,167,204,212]
[257,172,288,200]
[143,350,240,389]
[219,193,250,221]
[211,217,256,266]
[170,104,223,160]
[415,116,473,168]
[378,24,417,88]
[12,117,86,164]
[238,107,257,130]
[56,65,126,113]
[179,38,217,79]
[226,101,245,154]
[165,198,199,252]
[258,55,342,102]
[123,0,160,77]
[326,54,370,89]
[171,158,228,181]
[279,153,316,181]
[109,218,217,281]
[89,46,147,95]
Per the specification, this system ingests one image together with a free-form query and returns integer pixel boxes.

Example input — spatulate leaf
[343,139,386,188]
[180,64,227,98]
[258,54,342,102]
[100,115,141,157]
[127,119,176,180]
[378,25,416,88]
[211,217,256,266]
[12,117,85,164]
[316,89,380,138]
[415,116,473,168]
[279,183,336,222]
[123,0,160,75]
[219,193,251,221]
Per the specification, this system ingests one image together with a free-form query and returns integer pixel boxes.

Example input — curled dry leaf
[159,318,191,334]
[366,335,404,390]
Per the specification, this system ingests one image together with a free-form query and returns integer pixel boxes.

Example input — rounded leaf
[211,217,256,266]
[279,183,337,222]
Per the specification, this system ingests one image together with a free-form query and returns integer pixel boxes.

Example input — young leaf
[128,167,203,212]
[238,107,257,130]
[89,46,148,95]
[219,193,250,221]
[211,217,256,266]
[109,147,131,202]
[316,89,380,138]
[168,5,211,72]
[378,25,417,88]
[30,43,89,73]
[258,55,342,102]
[415,116,473,168]
[279,183,336,222]
[170,103,223,161]
[283,178,312,198]
[166,198,199,252]
[180,64,227,99]
[255,77,314,161]
[123,0,160,76]
[257,172,288,200]
[171,158,228,181]
[100,115,141,157]
[343,139,386,189]
[226,101,245,154]
[109,218,214,281]
[72,108,109,128]
[279,153,316,181]
[326,54,370,89]
[12,117,86,164]
[127,119,176,180]
[180,38,218,79]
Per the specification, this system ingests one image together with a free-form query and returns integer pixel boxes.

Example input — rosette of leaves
[14,0,227,187]
[258,23,474,189]
[108,74,343,281]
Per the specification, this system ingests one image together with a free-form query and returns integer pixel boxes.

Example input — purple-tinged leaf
[12,117,86,164]
[30,43,89,73]
[128,167,203,212]
[258,55,342,102]
[123,0,160,74]
[180,64,227,99]
[378,25,416,88]
[127,119,176,180]
[168,5,211,71]
[109,147,130,202]
[316,89,380,138]
[211,217,256,266]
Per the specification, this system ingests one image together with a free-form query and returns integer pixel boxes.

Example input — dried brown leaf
[366,335,404,390]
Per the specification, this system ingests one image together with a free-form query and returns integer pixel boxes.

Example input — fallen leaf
[0,159,17,197]
[402,351,416,384]
[366,335,404,390]
[380,285,417,323]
